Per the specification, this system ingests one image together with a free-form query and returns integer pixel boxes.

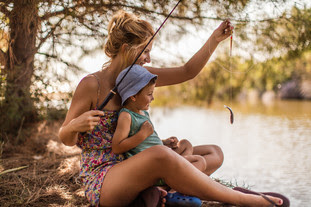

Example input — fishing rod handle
[98,88,117,110]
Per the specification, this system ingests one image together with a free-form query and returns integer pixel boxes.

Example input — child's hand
[163,136,179,149]
[139,121,154,138]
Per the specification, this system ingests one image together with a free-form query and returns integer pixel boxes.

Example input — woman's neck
[94,57,125,111]
[108,55,128,77]
[98,55,130,111]
[103,65,118,82]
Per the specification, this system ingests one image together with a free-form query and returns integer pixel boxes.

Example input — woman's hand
[69,110,105,133]
[59,109,105,146]
[212,19,234,43]
[162,136,179,149]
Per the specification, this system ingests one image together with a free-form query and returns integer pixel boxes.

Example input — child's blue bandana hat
[116,64,157,105]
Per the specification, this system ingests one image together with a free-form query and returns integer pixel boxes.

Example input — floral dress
[76,74,125,206]
[77,110,125,206]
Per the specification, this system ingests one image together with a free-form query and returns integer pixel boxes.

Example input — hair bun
[104,10,154,69]
[108,11,137,34]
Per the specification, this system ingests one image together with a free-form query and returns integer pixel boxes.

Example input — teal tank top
[120,108,163,157]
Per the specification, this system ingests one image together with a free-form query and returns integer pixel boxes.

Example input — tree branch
[36,16,66,52]
[40,1,285,30]
[40,2,196,22]
[36,52,85,71]
[40,6,75,20]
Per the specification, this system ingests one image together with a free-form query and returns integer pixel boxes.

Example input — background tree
[0,0,250,139]
[1,0,308,141]
[255,6,311,58]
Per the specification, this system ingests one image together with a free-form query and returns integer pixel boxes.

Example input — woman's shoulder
[72,74,100,109]
[78,74,99,91]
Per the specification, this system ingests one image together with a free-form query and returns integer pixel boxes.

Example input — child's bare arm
[112,112,153,154]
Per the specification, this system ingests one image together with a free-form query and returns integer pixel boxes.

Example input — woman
[59,11,286,207]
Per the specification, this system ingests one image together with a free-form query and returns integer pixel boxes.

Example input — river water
[150,100,311,206]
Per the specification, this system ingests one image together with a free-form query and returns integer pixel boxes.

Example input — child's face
[133,83,155,110]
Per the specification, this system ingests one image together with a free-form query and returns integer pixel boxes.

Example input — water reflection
[150,100,311,206]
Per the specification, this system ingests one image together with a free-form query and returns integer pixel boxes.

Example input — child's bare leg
[183,154,206,172]
[173,139,193,156]
[100,145,283,207]
[193,144,224,176]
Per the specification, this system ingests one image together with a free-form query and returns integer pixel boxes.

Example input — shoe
[233,187,290,207]
[165,192,201,207]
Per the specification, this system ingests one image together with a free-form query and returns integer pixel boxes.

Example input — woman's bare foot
[249,193,283,207]
[233,187,289,207]
[264,194,283,206]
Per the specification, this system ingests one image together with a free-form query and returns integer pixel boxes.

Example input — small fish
[224,105,234,124]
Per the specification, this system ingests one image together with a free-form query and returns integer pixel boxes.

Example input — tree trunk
[1,0,39,137]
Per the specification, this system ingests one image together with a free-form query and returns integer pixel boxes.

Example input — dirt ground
[0,121,233,207]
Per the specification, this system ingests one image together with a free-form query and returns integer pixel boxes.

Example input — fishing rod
[98,0,182,110]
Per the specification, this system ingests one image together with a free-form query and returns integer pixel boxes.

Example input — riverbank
[0,120,233,207]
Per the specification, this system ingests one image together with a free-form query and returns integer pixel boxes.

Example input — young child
[112,64,206,172]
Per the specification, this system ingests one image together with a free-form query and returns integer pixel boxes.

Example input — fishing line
[208,24,259,124]
[201,19,236,124]
[228,31,234,124]
[229,33,233,107]
[98,0,182,110]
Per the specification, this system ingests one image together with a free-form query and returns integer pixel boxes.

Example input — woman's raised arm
[147,20,233,87]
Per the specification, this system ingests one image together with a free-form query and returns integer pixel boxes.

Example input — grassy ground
[0,121,234,207]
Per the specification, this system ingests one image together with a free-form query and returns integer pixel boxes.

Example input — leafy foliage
[155,48,311,106]
[0,0,310,138]
[255,6,311,57]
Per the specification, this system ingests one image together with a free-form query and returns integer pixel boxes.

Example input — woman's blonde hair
[104,11,155,70]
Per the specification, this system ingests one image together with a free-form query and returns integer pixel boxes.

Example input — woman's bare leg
[193,144,224,176]
[99,145,283,207]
